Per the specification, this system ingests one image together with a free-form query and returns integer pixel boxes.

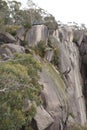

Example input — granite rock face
[0,25,87,130]
[16,25,48,46]
[45,49,54,62]
[25,25,48,46]
[0,44,25,59]
[32,25,87,130]
[39,63,69,130]
[34,106,54,130]
[52,26,87,126]
[0,32,16,43]
[73,29,84,46]
[16,27,25,41]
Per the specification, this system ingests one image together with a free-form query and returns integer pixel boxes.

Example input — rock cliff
[0,24,87,130]
[53,26,86,126]
[32,25,87,130]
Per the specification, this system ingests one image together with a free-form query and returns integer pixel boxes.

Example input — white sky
[16,0,87,25]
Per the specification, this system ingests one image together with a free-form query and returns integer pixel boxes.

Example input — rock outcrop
[45,48,54,62]
[34,25,87,130]
[25,25,48,46]
[0,32,16,44]
[0,24,87,130]
[0,44,25,59]
[16,25,48,46]
[34,106,54,130]
[40,62,69,130]
[52,26,87,126]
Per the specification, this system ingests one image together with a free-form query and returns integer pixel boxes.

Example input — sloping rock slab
[0,32,16,43]
[16,27,25,41]
[0,44,25,58]
[34,106,54,130]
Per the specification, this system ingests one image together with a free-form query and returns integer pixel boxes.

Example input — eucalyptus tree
[8,0,21,25]
[0,0,10,25]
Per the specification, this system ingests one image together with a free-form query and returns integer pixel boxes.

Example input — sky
[15,0,87,25]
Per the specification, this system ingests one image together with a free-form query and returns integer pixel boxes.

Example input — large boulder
[45,48,54,62]
[0,32,16,43]
[55,26,74,42]
[25,25,48,46]
[34,106,54,130]
[73,29,83,46]
[0,44,25,59]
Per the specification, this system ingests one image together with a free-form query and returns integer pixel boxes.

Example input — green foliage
[51,48,59,67]
[69,124,87,130]
[8,0,21,25]
[21,40,28,47]
[44,15,58,32]
[23,22,32,29]
[0,0,10,25]
[35,40,46,58]
[0,13,5,31]
[71,126,87,130]
[0,0,58,32]
[0,53,42,130]
[5,25,21,36]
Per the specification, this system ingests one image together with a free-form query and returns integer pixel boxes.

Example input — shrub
[21,40,28,47]
[35,40,46,58]
[5,25,21,36]
[0,53,42,130]
[23,22,32,29]
[51,48,59,67]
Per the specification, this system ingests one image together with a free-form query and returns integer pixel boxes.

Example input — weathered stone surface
[0,24,86,130]
[45,49,54,62]
[25,25,48,46]
[34,106,54,130]
[73,30,83,46]
[39,61,68,130]
[0,32,16,43]
[53,26,73,42]
[42,25,87,129]
[16,27,25,41]
[53,31,87,126]
[0,44,25,58]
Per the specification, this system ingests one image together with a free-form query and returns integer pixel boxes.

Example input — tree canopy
[0,0,58,31]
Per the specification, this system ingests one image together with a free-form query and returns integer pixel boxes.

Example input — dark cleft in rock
[0,32,16,44]
[79,34,87,57]
[79,34,87,117]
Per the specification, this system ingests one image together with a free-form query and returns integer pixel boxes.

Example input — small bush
[35,40,46,58]
[5,25,21,36]
[0,53,42,130]
[51,48,59,67]
[21,40,28,47]
[23,22,32,29]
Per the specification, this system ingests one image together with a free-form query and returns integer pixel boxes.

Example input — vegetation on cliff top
[0,0,58,33]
